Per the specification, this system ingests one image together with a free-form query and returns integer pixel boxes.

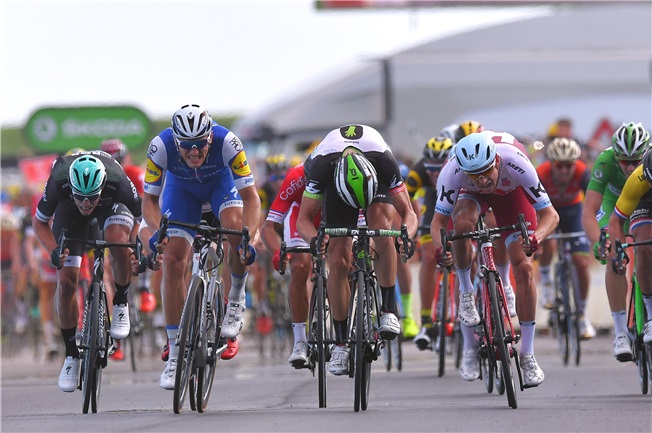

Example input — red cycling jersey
[124,164,145,196]
[536,160,589,208]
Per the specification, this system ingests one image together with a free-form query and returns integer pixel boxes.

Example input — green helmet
[612,122,650,161]
[334,151,378,209]
[69,155,107,196]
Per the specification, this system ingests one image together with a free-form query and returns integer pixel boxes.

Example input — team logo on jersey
[340,125,363,140]
[231,151,251,176]
[230,136,243,152]
[145,159,163,184]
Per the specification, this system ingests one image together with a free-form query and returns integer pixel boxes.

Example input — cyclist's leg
[537,238,556,308]
[485,210,517,317]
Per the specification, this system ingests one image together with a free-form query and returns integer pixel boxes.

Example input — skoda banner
[24,106,151,153]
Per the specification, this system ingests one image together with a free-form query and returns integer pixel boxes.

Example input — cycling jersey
[144,123,254,196]
[124,164,145,196]
[258,181,279,213]
[405,158,436,199]
[35,151,141,223]
[435,132,552,217]
[614,164,652,222]
[536,160,590,208]
[586,148,629,227]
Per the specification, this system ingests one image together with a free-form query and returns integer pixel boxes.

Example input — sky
[1,1,548,127]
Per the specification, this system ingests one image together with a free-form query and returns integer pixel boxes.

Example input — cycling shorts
[555,202,590,254]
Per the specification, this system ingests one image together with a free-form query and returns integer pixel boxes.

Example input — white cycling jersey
[435,131,552,216]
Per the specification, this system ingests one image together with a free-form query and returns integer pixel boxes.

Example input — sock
[643,295,652,322]
[167,325,179,359]
[292,322,307,343]
[113,282,130,305]
[61,327,79,358]
[334,319,348,345]
[401,293,413,319]
[519,321,536,355]
[496,262,511,289]
[612,310,628,336]
[461,324,478,351]
[539,265,552,285]
[229,272,248,303]
[420,309,432,328]
[381,285,397,315]
[456,265,473,294]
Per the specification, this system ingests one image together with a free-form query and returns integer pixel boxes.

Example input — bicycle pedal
[522,383,539,389]
[291,360,310,370]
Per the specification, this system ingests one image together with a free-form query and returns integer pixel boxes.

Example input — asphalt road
[2,330,651,433]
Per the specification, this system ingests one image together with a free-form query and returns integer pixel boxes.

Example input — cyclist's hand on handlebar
[611,252,629,275]
[394,236,415,262]
[272,248,290,273]
[310,234,329,256]
[592,237,610,264]
[435,243,453,268]
[149,230,169,253]
[522,233,539,255]
[51,246,68,270]
[238,244,257,266]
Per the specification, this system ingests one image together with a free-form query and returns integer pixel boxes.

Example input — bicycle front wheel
[91,291,109,414]
[567,264,582,366]
[489,273,517,409]
[437,270,449,377]
[174,277,203,414]
[554,262,570,366]
[81,282,100,414]
[353,271,365,413]
[197,278,220,412]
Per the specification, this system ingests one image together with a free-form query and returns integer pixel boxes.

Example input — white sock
[539,265,552,285]
[292,323,307,343]
[519,321,536,356]
[496,262,511,289]
[456,266,473,294]
[229,272,248,303]
[612,310,628,336]
[167,325,179,359]
[461,324,479,351]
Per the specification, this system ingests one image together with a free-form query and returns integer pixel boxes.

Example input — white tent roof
[234,3,651,158]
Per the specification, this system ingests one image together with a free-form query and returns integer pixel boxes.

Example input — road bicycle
[157,215,250,414]
[546,230,585,366]
[441,213,529,409]
[613,235,652,395]
[381,283,403,372]
[434,263,462,377]
[279,242,333,408]
[57,230,143,414]
[317,222,414,412]
[256,270,293,358]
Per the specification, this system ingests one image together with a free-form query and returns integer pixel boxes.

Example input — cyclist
[406,136,455,350]
[536,138,595,339]
[261,161,317,366]
[581,122,650,361]
[252,154,289,336]
[32,151,141,392]
[609,147,652,343]
[454,120,485,143]
[439,123,459,142]
[142,104,260,390]
[431,131,559,386]
[296,124,418,376]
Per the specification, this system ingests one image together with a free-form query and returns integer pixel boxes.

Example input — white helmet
[439,123,459,142]
[454,132,497,174]
[546,137,581,162]
[171,104,213,141]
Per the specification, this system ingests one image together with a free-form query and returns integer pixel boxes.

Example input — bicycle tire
[392,334,402,372]
[453,323,463,369]
[554,262,570,366]
[81,282,100,414]
[197,278,220,412]
[567,263,582,366]
[91,291,109,414]
[489,273,517,409]
[381,337,392,371]
[645,342,652,394]
[316,271,327,408]
[127,301,138,373]
[173,277,203,414]
[477,292,493,394]
[353,271,365,413]
[636,338,648,395]
[495,360,505,395]
[437,269,448,377]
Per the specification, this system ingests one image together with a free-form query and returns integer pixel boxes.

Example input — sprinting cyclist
[296,124,418,376]
[536,137,595,339]
[609,148,652,343]
[142,104,260,389]
[431,131,559,386]
[581,122,650,361]
[406,136,455,350]
[261,161,318,367]
[32,151,141,392]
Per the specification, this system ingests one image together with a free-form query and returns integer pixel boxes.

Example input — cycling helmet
[334,151,378,209]
[643,149,652,183]
[439,123,459,142]
[65,147,85,156]
[69,155,107,196]
[423,136,453,160]
[100,138,127,163]
[171,104,213,141]
[454,120,485,143]
[454,132,497,174]
[265,154,289,174]
[546,137,581,162]
[612,122,650,161]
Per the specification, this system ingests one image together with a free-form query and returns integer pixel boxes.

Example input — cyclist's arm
[31,216,57,255]
[581,189,604,246]
[261,219,282,254]
[388,187,418,238]
[297,195,321,243]
[142,192,161,235]
[239,184,262,242]
[430,211,449,252]
[606,211,627,260]
[533,205,560,244]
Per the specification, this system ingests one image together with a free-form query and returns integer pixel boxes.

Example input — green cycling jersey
[587,148,630,228]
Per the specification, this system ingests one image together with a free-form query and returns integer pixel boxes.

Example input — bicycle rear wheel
[489,273,517,409]
[81,282,100,414]
[353,271,365,413]
[437,270,449,377]
[554,263,570,366]
[636,337,648,395]
[313,271,328,408]
[645,342,652,394]
[174,277,203,414]
[391,334,402,372]
[197,278,220,412]
[565,262,582,366]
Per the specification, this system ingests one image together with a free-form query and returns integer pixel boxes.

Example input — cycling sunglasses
[467,163,495,181]
[73,193,101,203]
[424,163,444,173]
[552,161,575,170]
[618,159,641,170]
[177,137,210,150]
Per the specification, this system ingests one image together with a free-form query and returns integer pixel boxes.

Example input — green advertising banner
[24,106,151,153]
